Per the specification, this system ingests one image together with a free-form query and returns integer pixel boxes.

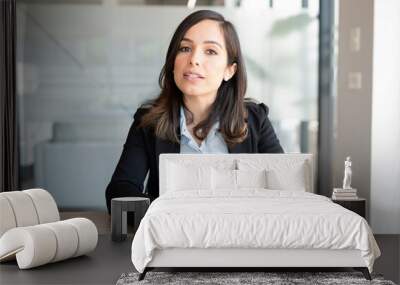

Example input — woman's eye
[206,49,217,55]
[179,46,190,52]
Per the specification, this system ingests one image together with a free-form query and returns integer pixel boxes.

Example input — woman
[105,10,283,213]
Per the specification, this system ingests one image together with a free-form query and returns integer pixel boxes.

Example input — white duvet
[131,190,381,273]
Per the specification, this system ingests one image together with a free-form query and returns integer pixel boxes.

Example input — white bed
[131,154,381,280]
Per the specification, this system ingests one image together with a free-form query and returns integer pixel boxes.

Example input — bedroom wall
[334,0,374,218]
[335,0,400,234]
[370,0,400,234]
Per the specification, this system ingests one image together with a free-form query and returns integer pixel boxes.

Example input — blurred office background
[16,0,322,210]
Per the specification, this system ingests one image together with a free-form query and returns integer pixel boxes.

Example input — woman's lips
[183,72,205,82]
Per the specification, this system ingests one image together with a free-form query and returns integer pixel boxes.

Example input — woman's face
[173,19,237,102]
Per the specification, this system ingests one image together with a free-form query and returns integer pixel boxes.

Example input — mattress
[131,190,381,273]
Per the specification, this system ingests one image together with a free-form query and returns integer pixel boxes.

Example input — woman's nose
[189,49,201,66]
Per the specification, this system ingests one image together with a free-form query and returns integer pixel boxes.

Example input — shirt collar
[180,105,220,141]
[180,106,191,142]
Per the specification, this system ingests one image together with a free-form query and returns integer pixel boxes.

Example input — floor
[1,211,399,285]
[373,235,400,284]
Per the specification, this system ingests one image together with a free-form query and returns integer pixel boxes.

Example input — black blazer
[105,102,283,213]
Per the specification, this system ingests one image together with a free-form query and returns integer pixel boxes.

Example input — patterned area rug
[116,271,396,285]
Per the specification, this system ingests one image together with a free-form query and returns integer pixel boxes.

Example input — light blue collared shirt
[179,106,228,154]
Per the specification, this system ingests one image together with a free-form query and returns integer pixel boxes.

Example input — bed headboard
[159,153,314,195]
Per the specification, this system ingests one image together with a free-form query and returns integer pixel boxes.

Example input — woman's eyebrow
[181,37,223,49]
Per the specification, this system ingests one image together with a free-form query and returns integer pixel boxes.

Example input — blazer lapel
[228,131,253,153]
[154,126,180,170]
[228,142,249,153]
[155,138,180,154]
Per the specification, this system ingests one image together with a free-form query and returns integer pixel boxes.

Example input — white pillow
[266,163,306,191]
[212,168,237,190]
[211,169,267,190]
[167,162,212,191]
[237,158,309,192]
[236,169,267,188]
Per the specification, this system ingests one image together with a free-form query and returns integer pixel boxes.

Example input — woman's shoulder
[132,101,155,122]
[127,102,156,138]
[133,106,151,121]
[244,98,270,121]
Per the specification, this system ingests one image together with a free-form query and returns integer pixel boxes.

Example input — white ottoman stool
[0,189,98,269]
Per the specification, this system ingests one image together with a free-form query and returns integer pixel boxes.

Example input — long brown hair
[139,10,248,147]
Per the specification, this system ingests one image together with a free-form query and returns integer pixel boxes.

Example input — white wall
[370,0,400,234]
